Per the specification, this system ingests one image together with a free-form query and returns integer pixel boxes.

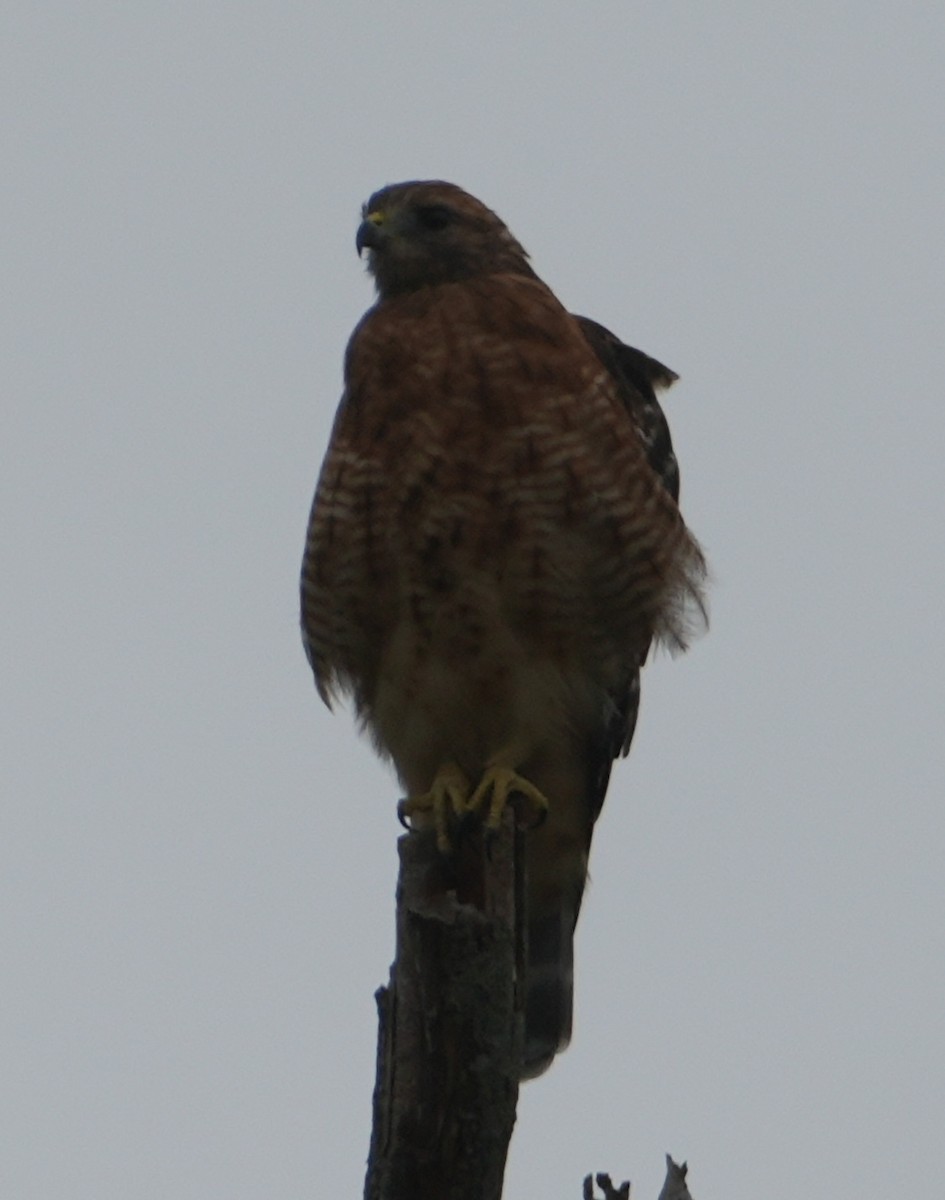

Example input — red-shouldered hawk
[301,181,706,1078]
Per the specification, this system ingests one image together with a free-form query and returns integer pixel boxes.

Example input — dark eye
[415,203,454,231]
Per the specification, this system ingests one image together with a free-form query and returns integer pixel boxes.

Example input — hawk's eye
[415,204,454,231]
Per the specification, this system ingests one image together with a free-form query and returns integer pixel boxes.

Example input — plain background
[3,4,943,1197]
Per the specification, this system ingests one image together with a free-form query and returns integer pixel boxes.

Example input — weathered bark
[364,813,525,1200]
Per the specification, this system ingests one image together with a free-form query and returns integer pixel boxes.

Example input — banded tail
[521,900,578,1079]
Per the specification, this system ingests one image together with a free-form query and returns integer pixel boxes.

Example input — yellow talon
[466,766,549,831]
[398,762,471,854]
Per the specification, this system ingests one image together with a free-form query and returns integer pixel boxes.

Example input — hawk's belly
[368,596,600,801]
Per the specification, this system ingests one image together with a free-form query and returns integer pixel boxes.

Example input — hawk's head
[356,181,535,298]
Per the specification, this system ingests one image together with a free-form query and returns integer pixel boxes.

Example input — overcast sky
[3,3,943,1198]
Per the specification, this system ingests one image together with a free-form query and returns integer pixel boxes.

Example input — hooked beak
[356,211,386,256]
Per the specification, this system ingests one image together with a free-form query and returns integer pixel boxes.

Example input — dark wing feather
[575,315,680,501]
[573,315,683,819]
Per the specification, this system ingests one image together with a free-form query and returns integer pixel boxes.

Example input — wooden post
[364,810,525,1200]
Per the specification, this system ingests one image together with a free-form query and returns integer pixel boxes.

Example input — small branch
[583,1155,692,1200]
[364,812,525,1200]
[657,1156,691,1200]
[583,1173,631,1200]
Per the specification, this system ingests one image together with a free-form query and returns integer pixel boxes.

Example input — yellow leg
[397,762,471,854]
[466,766,549,831]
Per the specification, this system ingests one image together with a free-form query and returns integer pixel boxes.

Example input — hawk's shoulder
[574,315,682,502]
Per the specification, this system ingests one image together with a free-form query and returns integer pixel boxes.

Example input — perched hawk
[301,181,706,1078]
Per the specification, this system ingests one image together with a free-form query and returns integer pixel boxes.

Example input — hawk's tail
[520,902,577,1079]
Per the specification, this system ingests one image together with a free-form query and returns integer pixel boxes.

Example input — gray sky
[3,3,943,1197]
